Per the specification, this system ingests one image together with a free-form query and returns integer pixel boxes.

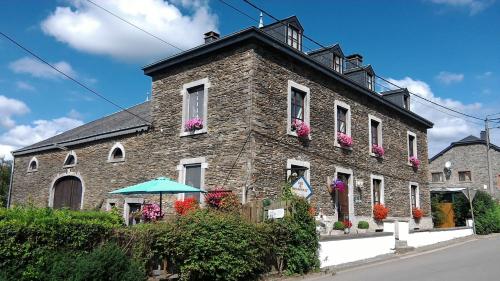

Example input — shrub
[473,191,500,235]
[205,188,240,212]
[333,221,345,230]
[373,203,389,221]
[0,207,122,281]
[174,198,198,215]
[343,220,352,229]
[357,221,369,229]
[265,197,319,275]
[452,193,470,226]
[161,209,267,281]
[431,194,445,227]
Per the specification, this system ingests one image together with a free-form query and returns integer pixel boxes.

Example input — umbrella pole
[159,192,163,216]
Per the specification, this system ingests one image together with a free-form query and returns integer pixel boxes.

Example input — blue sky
[0,0,499,159]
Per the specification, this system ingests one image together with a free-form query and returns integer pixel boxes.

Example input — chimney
[345,54,363,70]
[204,31,220,44]
[480,130,487,140]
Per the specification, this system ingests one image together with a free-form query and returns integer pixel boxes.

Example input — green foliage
[0,207,122,281]
[265,197,319,275]
[162,209,268,281]
[431,194,445,227]
[357,221,369,229]
[473,191,500,235]
[452,193,470,227]
[0,163,10,208]
[333,221,345,230]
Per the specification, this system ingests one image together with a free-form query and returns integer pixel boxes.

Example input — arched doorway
[52,176,83,210]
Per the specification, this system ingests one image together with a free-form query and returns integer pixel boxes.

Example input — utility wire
[0,31,151,125]
[222,130,252,187]
[86,0,184,52]
[241,0,485,122]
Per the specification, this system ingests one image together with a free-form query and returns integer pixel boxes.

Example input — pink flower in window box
[142,203,163,221]
[372,144,385,157]
[409,156,420,169]
[185,117,203,132]
[292,120,310,139]
[337,132,353,148]
[330,179,346,192]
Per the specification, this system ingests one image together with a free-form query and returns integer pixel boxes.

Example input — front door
[337,173,350,221]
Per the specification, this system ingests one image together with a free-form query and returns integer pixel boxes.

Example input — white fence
[407,227,473,248]
[319,234,395,268]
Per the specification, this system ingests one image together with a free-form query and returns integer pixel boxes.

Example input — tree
[0,160,12,207]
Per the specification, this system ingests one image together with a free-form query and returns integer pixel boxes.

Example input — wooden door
[337,173,350,221]
[438,203,455,228]
[53,176,83,210]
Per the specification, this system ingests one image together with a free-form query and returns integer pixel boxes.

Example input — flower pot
[344,228,350,234]
[357,229,367,234]
[330,230,344,236]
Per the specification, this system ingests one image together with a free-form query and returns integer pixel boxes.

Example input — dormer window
[404,96,410,110]
[287,25,301,50]
[334,56,342,73]
[367,74,374,91]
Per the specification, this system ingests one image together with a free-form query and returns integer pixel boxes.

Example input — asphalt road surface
[310,235,500,281]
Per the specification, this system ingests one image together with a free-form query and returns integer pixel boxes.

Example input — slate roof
[13,101,151,156]
[429,134,500,162]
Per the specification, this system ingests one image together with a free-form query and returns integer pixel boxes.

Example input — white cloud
[67,109,84,119]
[41,0,218,62]
[476,71,493,79]
[9,57,77,80]
[0,117,84,160]
[435,71,464,84]
[16,81,36,91]
[387,77,486,157]
[430,0,495,15]
[0,95,30,128]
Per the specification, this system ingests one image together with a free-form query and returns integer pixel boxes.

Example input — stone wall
[248,45,431,224]
[429,143,500,194]
[10,132,151,209]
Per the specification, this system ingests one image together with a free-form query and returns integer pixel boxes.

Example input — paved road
[311,236,500,281]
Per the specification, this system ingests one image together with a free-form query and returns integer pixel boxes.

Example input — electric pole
[485,117,494,196]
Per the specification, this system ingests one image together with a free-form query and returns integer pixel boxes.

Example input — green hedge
[0,199,320,280]
[0,207,124,281]
[473,191,500,235]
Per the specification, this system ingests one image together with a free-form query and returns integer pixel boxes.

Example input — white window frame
[105,198,119,211]
[333,55,342,73]
[62,150,77,168]
[334,166,354,221]
[334,100,352,147]
[48,171,85,210]
[180,78,210,137]
[287,80,311,138]
[177,157,208,202]
[368,114,383,156]
[407,131,418,164]
[123,197,144,226]
[367,74,374,91]
[27,156,38,172]
[409,182,420,212]
[108,142,125,163]
[286,159,310,183]
[370,174,384,210]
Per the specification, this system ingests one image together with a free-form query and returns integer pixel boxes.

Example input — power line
[86,0,184,52]
[240,0,485,122]
[0,31,151,125]
[222,130,252,187]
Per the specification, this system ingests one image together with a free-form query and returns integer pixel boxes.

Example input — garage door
[53,176,83,210]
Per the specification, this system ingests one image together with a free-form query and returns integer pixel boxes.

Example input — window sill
[287,131,312,140]
[180,129,207,137]
[27,169,38,173]
[63,165,76,169]
[108,159,125,163]
[370,153,383,159]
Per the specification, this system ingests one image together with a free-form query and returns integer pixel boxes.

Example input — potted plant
[357,220,369,233]
[337,132,353,148]
[409,156,420,169]
[343,219,352,234]
[412,207,424,221]
[184,117,203,132]
[331,221,345,235]
[142,203,163,222]
[373,203,389,222]
[329,179,346,193]
[372,144,385,158]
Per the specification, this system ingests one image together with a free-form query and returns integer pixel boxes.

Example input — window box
[184,117,204,132]
[337,132,353,148]
[372,144,385,158]
[409,156,420,169]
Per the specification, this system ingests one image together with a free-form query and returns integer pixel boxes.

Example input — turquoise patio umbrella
[109,177,205,213]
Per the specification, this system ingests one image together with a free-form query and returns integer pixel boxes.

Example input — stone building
[429,132,500,200]
[9,17,433,229]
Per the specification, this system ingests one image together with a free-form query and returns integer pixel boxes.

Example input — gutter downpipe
[6,158,14,208]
